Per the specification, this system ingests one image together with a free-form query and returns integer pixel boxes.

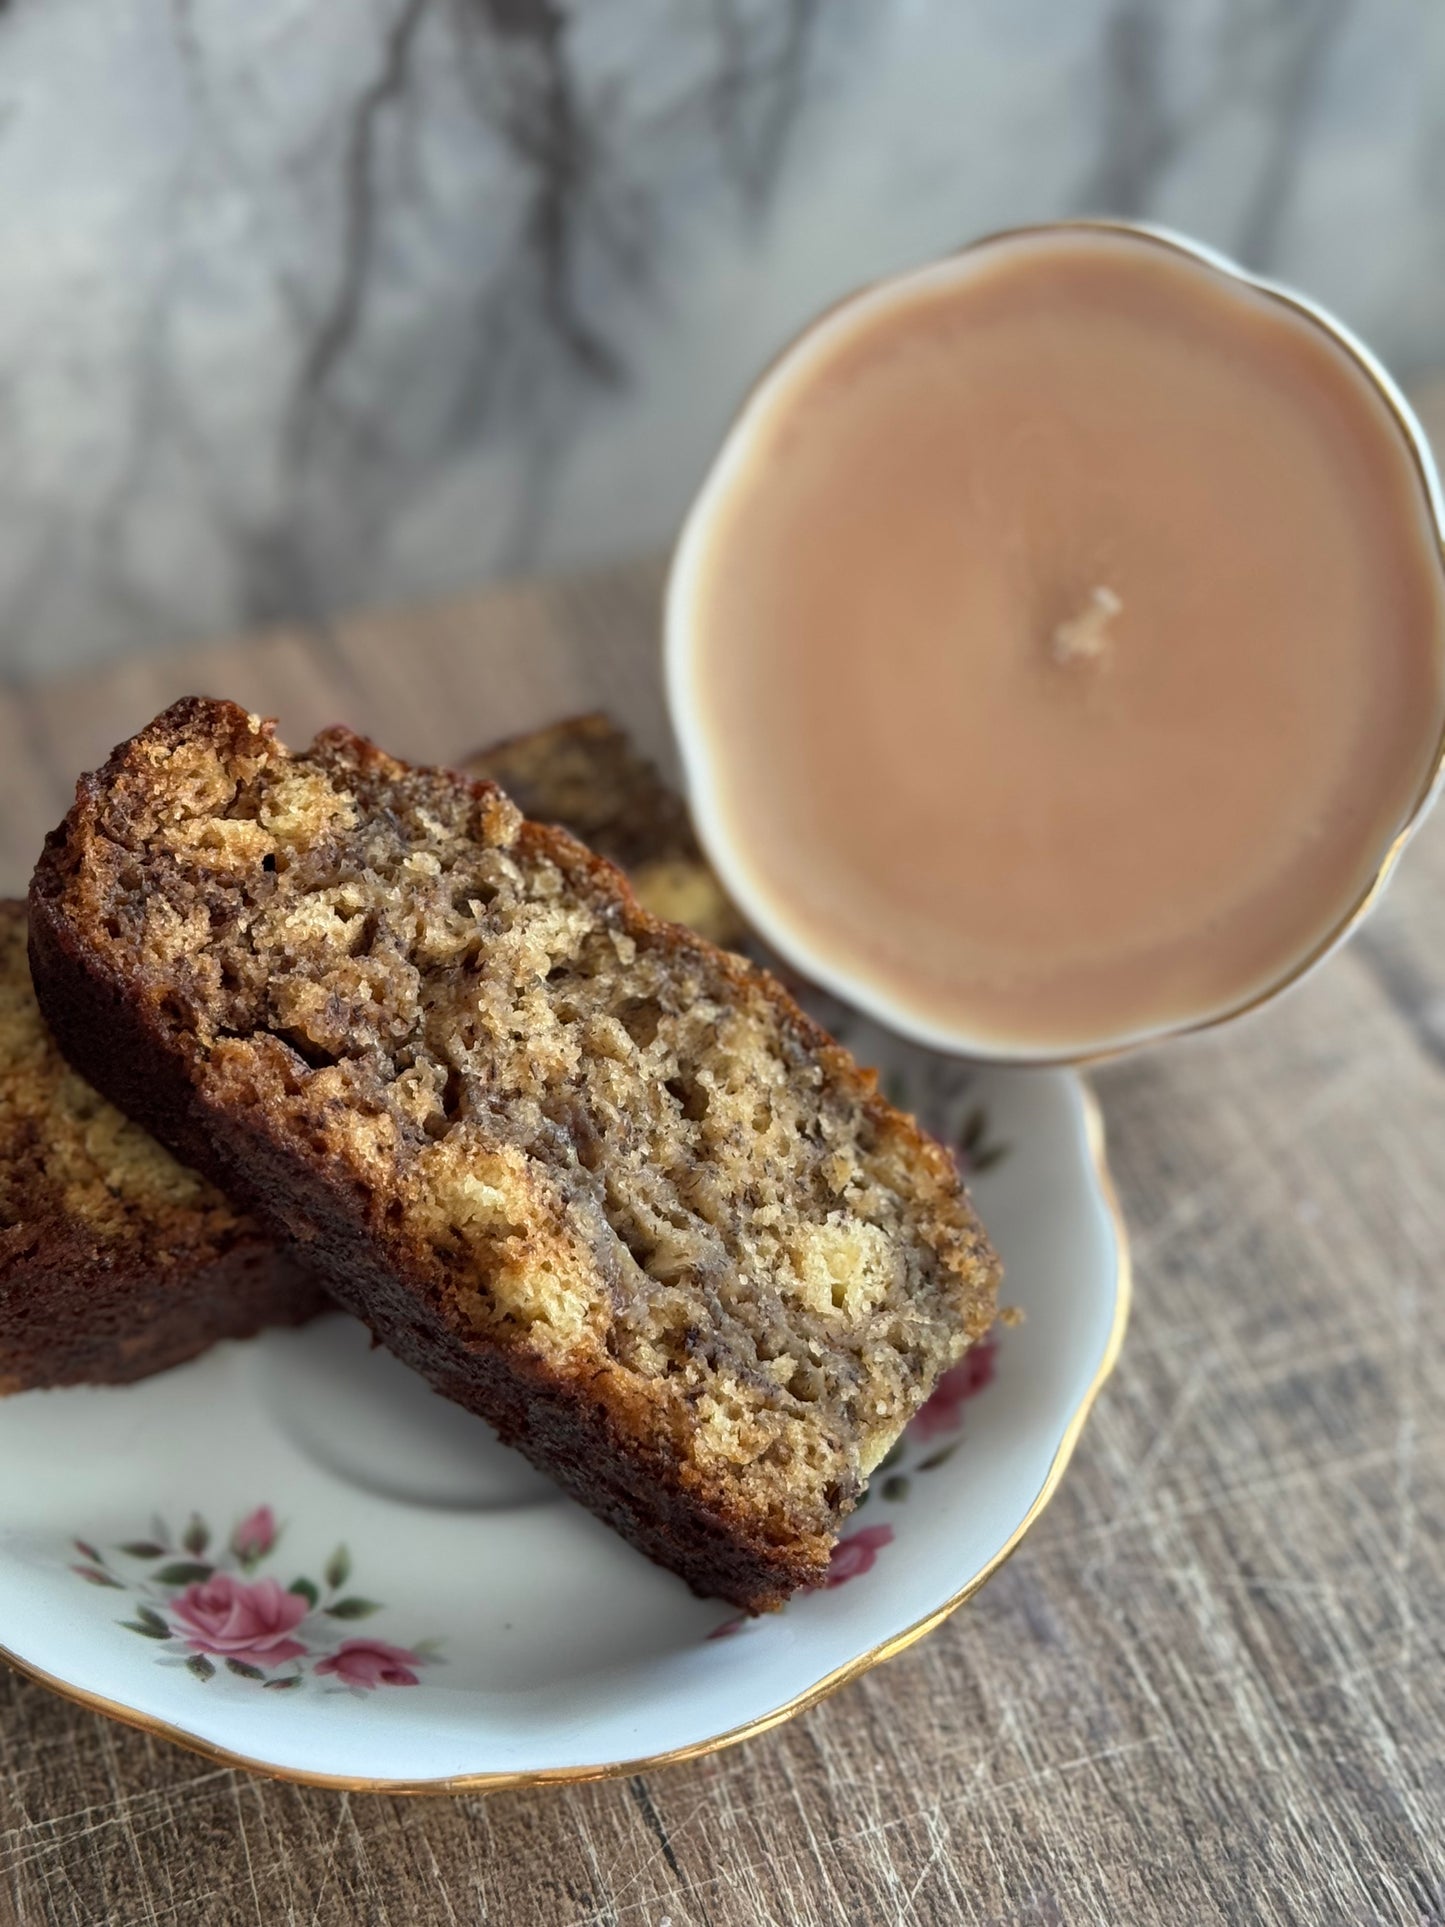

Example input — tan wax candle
[668,225,1445,1058]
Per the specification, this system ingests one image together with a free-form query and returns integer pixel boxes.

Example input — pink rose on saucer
[170,1575,309,1666]
[315,1638,422,1689]
[826,1524,894,1586]
[911,1334,998,1442]
[229,1505,277,1565]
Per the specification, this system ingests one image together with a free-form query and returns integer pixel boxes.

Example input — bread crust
[0,1213,321,1395]
[30,699,998,1608]
[0,901,322,1393]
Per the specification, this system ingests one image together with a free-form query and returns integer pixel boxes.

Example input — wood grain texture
[1,559,1443,1927]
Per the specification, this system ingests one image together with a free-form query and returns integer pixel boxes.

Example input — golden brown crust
[0,900,323,1393]
[29,699,999,1608]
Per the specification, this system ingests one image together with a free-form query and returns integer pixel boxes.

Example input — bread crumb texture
[39,703,999,1577]
[0,903,228,1241]
[466,713,747,949]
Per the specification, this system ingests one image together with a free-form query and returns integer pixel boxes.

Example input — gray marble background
[0,0,1442,679]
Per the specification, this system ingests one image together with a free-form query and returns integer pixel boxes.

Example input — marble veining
[0,0,1441,678]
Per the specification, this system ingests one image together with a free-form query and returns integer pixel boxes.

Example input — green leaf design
[324,1597,381,1620]
[72,1565,124,1589]
[288,1577,320,1609]
[882,1474,910,1503]
[155,1561,213,1586]
[186,1654,215,1682]
[954,1102,1009,1175]
[119,1541,168,1561]
[225,1658,265,1680]
[182,1514,210,1557]
[134,1604,170,1636]
[410,1638,446,1660]
[263,1675,302,1691]
[73,1539,103,1564]
[324,1545,350,1593]
[917,1444,959,1473]
[121,1618,170,1640]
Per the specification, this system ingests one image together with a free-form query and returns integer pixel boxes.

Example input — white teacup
[665,222,1445,1064]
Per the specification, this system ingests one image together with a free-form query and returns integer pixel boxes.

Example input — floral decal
[316,1638,424,1688]
[949,1104,1010,1180]
[170,1574,309,1667]
[707,1328,1001,1637]
[824,1524,894,1586]
[70,1508,440,1692]
[909,1335,999,1445]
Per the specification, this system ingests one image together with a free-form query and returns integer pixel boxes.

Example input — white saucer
[0,1032,1127,1790]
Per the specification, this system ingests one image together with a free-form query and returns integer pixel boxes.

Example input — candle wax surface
[681,229,1445,1054]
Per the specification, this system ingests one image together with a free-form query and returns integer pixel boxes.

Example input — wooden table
[1,552,1443,1927]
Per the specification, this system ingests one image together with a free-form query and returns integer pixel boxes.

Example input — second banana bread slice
[0,900,322,1392]
[466,712,746,948]
[30,699,999,1609]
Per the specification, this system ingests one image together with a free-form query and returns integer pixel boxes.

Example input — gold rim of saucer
[0,1085,1130,1796]
[664,218,1445,1069]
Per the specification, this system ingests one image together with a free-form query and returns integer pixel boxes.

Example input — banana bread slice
[466,713,746,949]
[0,901,322,1393]
[30,699,999,1608]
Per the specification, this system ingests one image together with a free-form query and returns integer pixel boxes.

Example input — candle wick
[1051,586,1121,665]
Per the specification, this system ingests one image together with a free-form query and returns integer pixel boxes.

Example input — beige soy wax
[668,224,1445,1059]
